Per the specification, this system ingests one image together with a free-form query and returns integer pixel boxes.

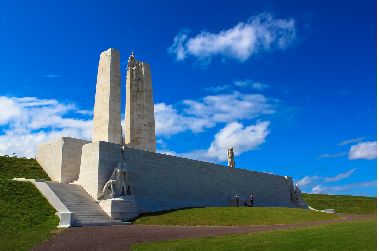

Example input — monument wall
[36,137,91,183]
[76,141,297,213]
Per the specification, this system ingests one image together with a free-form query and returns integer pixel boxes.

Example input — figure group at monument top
[92,48,156,152]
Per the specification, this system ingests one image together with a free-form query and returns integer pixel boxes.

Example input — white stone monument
[92,48,122,145]
[125,52,156,152]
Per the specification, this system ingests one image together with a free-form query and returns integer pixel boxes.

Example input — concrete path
[31,214,376,251]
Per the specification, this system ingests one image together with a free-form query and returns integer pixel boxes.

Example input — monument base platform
[99,197,139,221]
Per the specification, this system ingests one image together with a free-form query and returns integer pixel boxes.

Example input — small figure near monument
[250,194,254,207]
[235,194,239,207]
[98,163,132,200]
[228,147,235,167]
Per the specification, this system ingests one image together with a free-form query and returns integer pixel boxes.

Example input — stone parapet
[36,137,91,183]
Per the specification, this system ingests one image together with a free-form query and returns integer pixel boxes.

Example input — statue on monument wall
[98,163,132,200]
[291,184,302,203]
[228,147,235,167]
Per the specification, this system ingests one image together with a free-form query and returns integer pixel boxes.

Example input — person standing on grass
[250,195,253,207]
[236,194,239,207]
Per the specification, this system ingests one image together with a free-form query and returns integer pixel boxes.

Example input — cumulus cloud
[309,180,377,195]
[179,120,270,162]
[182,92,275,123]
[155,91,276,137]
[348,141,377,160]
[337,137,364,146]
[207,121,270,161]
[317,152,349,159]
[0,96,93,158]
[168,13,297,63]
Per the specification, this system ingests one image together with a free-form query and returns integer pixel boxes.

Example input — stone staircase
[45,181,126,226]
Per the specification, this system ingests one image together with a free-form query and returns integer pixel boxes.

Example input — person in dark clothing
[236,194,239,207]
[250,195,253,207]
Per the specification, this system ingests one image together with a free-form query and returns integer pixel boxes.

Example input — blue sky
[0,0,377,197]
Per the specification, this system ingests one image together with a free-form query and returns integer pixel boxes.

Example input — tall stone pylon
[125,52,156,152]
[92,48,122,145]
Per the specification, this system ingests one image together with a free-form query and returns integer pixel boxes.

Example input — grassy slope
[0,156,60,251]
[131,207,343,226]
[302,193,377,215]
[132,218,377,251]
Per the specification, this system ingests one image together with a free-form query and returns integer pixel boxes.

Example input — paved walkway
[31,214,376,251]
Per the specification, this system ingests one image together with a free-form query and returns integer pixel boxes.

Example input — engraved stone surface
[125,52,156,152]
[92,48,122,144]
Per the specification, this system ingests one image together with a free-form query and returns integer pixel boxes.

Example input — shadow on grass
[129,207,205,223]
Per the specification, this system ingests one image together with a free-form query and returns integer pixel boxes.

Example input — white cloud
[182,92,275,123]
[348,141,377,160]
[355,193,369,197]
[180,120,270,162]
[155,91,276,137]
[309,180,377,195]
[324,168,356,182]
[296,175,322,187]
[234,79,252,87]
[156,149,177,156]
[202,85,230,92]
[296,169,358,189]
[168,13,297,63]
[233,79,270,90]
[316,152,348,159]
[43,75,60,78]
[337,137,364,146]
[252,82,270,90]
[0,96,93,158]
[168,28,192,60]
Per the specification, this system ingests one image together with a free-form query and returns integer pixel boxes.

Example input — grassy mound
[131,207,343,226]
[0,156,51,180]
[302,193,377,215]
[0,156,59,251]
[131,218,377,251]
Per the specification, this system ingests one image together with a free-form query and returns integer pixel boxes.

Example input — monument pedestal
[99,196,139,221]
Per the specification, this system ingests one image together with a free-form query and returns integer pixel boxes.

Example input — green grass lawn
[302,193,377,215]
[131,218,377,251]
[0,156,60,251]
[131,207,343,226]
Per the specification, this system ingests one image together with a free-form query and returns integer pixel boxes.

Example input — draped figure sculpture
[98,163,132,200]
[228,147,235,168]
[291,184,302,203]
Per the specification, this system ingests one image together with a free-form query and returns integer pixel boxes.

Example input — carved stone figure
[292,184,302,203]
[98,163,132,200]
[228,147,235,167]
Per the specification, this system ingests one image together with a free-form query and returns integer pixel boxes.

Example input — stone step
[45,182,122,226]
[74,212,109,216]
[75,219,122,223]
[73,221,128,227]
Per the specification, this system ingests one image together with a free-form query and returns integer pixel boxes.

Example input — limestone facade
[36,137,90,183]
[125,53,156,152]
[92,48,122,145]
[73,141,305,212]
